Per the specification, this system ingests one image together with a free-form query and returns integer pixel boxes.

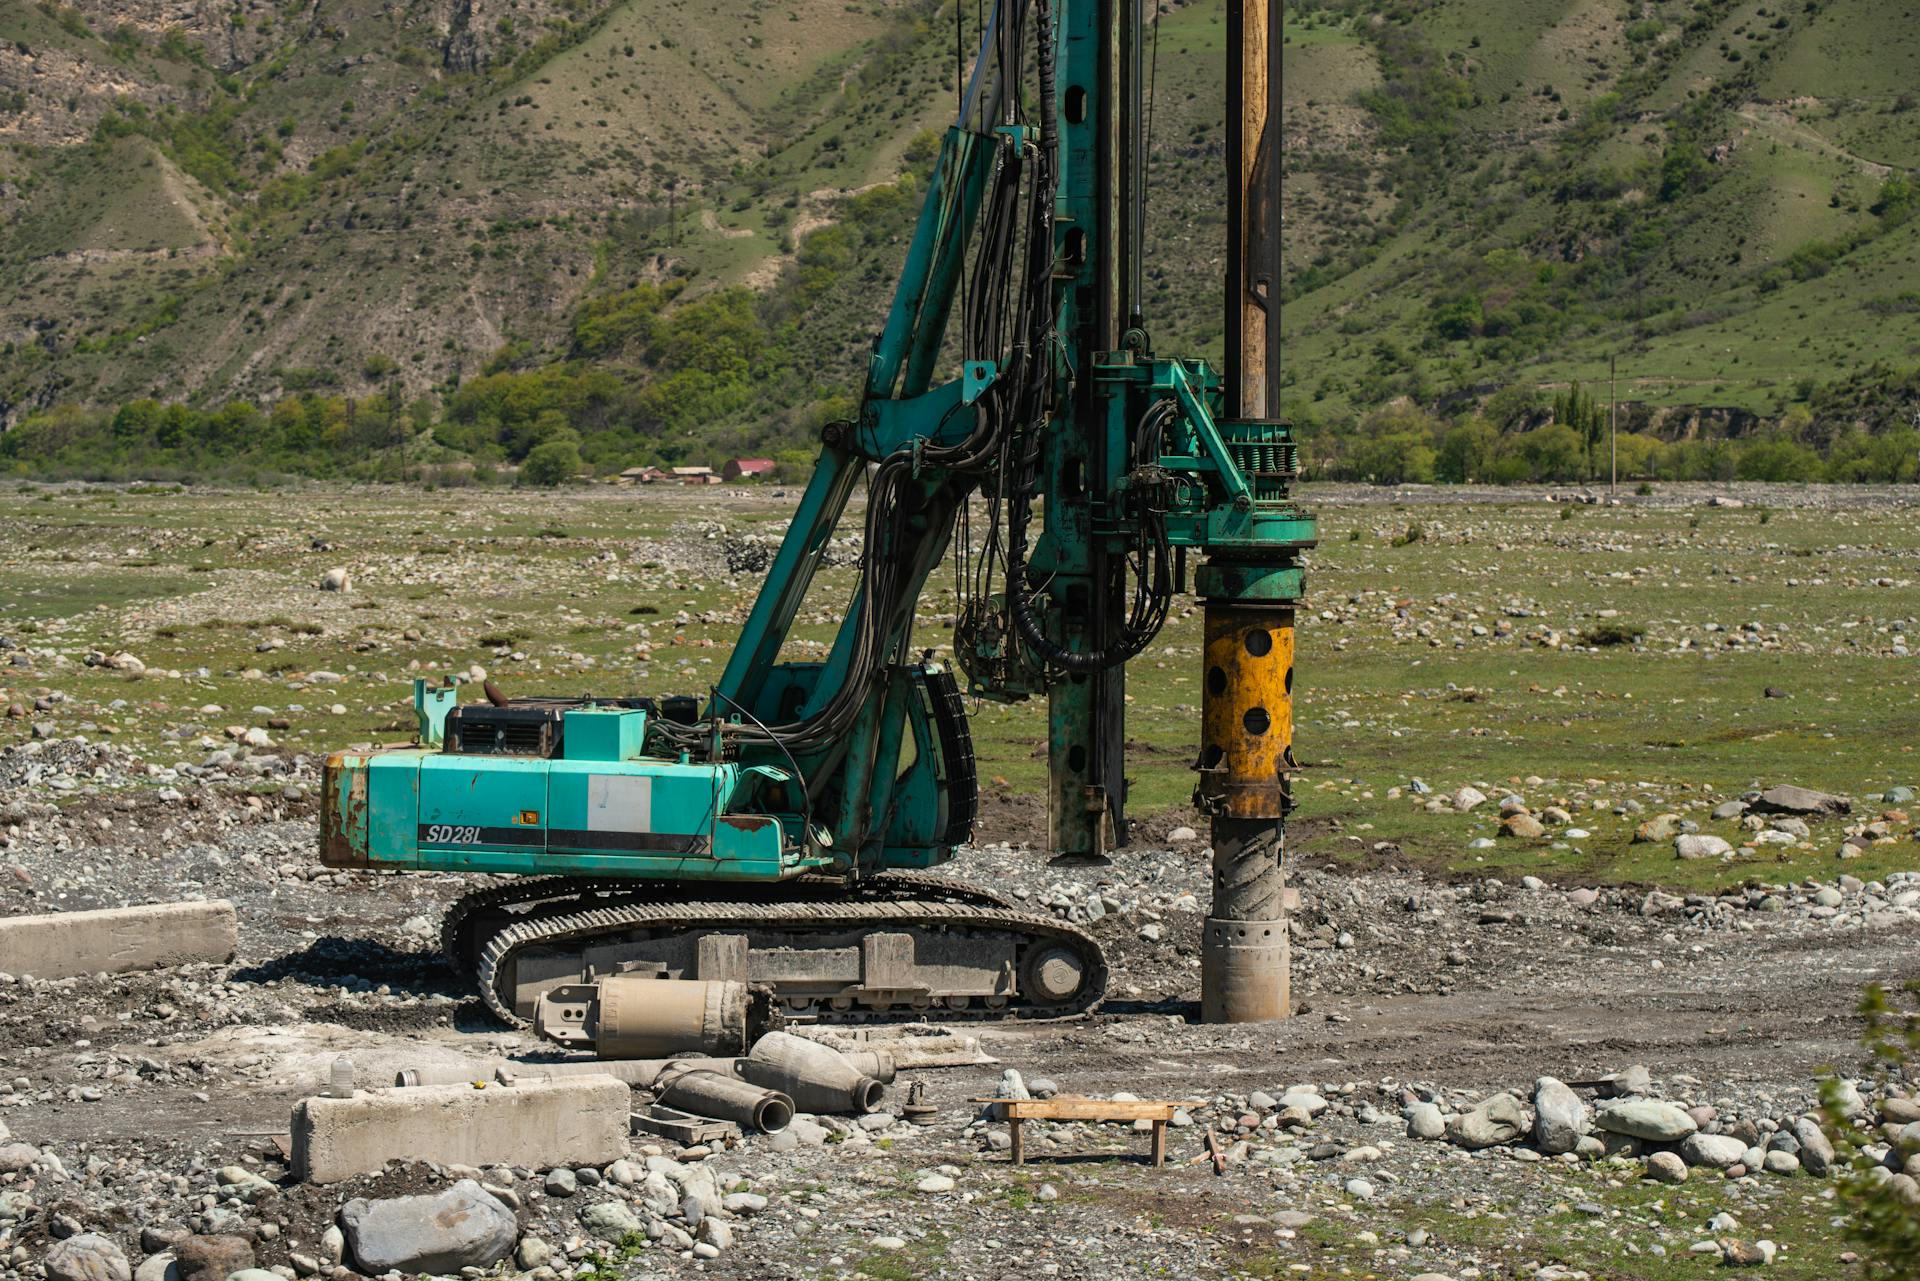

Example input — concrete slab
[0,900,237,980]
[292,1076,631,1183]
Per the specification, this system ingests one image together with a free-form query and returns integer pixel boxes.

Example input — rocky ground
[3,480,1919,1280]
[1,734,1918,1281]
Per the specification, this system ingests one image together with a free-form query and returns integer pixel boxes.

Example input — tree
[1658,142,1709,202]
[1513,423,1585,480]
[520,438,582,486]
[1736,438,1821,482]
[1430,293,1483,340]
[1483,384,1540,429]
[112,399,165,442]
[1349,432,1437,485]
[1871,174,1917,228]
[1437,418,1498,482]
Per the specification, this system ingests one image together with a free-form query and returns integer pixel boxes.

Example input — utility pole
[1200,0,1311,1023]
[1610,353,1618,496]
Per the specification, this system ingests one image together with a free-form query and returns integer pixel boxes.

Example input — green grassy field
[3,482,1913,894]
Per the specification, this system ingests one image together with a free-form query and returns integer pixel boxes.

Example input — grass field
[2,480,1914,895]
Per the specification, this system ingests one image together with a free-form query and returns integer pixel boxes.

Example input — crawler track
[442,873,1105,1027]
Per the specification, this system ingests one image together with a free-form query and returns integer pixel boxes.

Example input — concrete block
[293,1076,630,1183]
[0,901,237,980]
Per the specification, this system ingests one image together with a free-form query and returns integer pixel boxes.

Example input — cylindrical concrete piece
[1200,915,1289,1024]
[655,1068,793,1133]
[739,1031,885,1114]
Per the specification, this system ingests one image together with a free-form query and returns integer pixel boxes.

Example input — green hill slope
[0,0,1915,482]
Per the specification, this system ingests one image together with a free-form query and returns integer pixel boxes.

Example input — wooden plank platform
[972,1097,1203,1167]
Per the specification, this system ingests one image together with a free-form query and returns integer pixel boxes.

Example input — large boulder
[1532,1077,1589,1155]
[579,1201,642,1241]
[1678,1133,1748,1169]
[1751,785,1849,816]
[171,1236,254,1281]
[339,1180,518,1275]
[1674,834,1732,860]
[1446,1093,1529,1149]
[45,1234,132,1281]
[1595,1099,1698,1142]
[1793,1117,1835,1177]
[1405,1102,1445,1140]
[0,1142,42,1173]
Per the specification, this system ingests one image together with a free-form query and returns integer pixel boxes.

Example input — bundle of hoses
[649,0,1062,762]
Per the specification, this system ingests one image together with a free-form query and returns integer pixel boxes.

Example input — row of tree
[1311,402,1920,485]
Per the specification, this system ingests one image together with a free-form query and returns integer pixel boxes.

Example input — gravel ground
[3,735,1919,1280]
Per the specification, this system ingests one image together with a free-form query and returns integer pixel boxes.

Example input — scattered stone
[1644,1151,1688,1184]
[1447,1093,1529,1149]
[45,1234,132,1281]
[1596,1100,1697,1142]
[580,1201,642,1240]
[1406,1102,1446,1140]
[1751,785,1849,816]
[1500,814,1546,839]
[171,1236,255,1281]
[1532,1077,1588,1155]
[1679,1134,1748,1169]
[1674,834,1732,860]
[339,1180,518,1274]
[1793,1117,1834,1176]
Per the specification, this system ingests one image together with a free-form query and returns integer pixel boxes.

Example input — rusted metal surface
[1196,605,1296,820]
[319,752,373,869]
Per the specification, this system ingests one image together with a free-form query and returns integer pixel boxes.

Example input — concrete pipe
[837,1050,897,1084]
[493,1057,729,1090]
[738,1031,885,1115]
[393,1062,505,1087]
[654,1068,794,1133]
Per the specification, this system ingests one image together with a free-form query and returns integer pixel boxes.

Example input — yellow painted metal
[1198,605,1296,820]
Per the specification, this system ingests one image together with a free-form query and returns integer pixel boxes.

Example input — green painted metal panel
[368,751,423,866]
[562,707,646,762]
[418,754,547,856]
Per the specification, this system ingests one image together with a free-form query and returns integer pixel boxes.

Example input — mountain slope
[0,0,1915,480]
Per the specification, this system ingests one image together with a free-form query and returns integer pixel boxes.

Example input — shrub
[1577,621,1643,647]
[520,439,582,486]
[1821,983,1920,1278]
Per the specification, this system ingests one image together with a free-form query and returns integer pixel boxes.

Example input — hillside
[0,0,1916,482]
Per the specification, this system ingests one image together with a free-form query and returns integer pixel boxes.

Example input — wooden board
[971,1097,1203,1122]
